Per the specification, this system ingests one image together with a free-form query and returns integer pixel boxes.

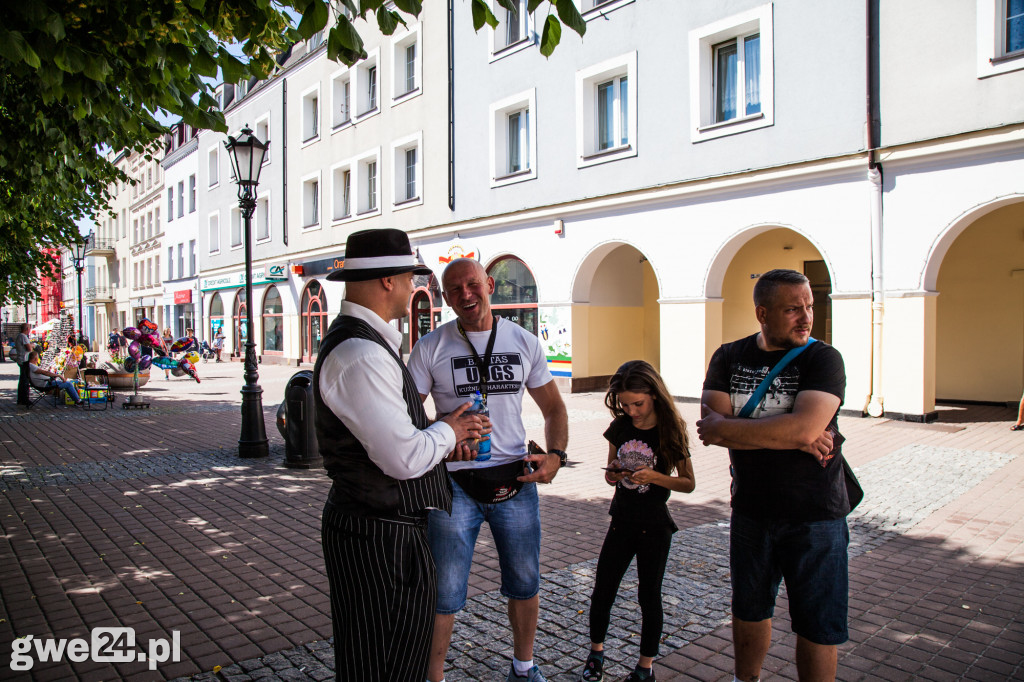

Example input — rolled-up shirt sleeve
[319,338,456,479]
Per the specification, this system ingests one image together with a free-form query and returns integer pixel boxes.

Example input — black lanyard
[457,316,499,404]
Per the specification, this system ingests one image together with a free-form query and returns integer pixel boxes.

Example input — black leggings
[588,519,674,658]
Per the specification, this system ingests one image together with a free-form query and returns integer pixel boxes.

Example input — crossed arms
[696,389,840,463]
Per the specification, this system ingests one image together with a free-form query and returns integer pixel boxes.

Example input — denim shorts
[427,479,541,614]
[730,511,849,645]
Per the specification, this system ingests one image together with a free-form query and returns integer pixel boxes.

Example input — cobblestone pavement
[0,360,1022,681]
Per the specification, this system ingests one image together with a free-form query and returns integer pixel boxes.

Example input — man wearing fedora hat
[313,228,488,682]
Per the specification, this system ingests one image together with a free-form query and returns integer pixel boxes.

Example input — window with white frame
[168,246,174,279]
[303,174,321,227]
[331,70,353,128]
[230,206,242,248]
[391,132,422,207]
[178,244,184,279]
[392,25,421,101]
[689,4,774,142]
[209,213,220,254]
[977,0,1024,77]
[255,117,270,163]
[331,162,353,221]
[155,255,160,284]
[177,180,185,217]
[579,0,635,16]
[167,188,174,219]
[489,89,537,187]
[491,0,531,56]
[302,88,320,142]
[256,195,270,241]
[354,149,381,215]
[208,147,219,186]
[576,52,637,167]
[189,174,196,212]
[354,49,381,118]
[189,240,196,276]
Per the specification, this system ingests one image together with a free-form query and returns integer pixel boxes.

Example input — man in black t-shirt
[697,269,850,682]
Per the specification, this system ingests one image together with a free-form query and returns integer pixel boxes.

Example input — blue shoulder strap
[738,338,817,418]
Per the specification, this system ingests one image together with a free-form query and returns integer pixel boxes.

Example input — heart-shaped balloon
[122,327,141,340]
[128,341,141,359]
[138,318,158,333]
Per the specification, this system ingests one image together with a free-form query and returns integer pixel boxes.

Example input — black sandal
[1012,424,1024,431]
[580,652,604,681]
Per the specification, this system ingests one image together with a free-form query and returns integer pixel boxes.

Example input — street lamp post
[225,126,270,459]
[71,236,89,347]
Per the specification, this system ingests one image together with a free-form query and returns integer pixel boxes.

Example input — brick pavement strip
[1,363,1023,681]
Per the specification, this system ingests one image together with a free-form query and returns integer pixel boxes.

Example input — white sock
[513,657,533,676]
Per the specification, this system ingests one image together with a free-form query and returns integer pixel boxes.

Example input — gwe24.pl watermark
[10,627,180,671]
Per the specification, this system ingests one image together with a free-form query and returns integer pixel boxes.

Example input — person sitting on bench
[27,351,82,405]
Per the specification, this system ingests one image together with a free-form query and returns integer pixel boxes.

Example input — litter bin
[280,370,322,469]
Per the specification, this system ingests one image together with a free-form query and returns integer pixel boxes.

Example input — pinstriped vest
[313,314,453,519]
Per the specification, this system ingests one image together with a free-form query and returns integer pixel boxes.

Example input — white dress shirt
[319,301,456,479]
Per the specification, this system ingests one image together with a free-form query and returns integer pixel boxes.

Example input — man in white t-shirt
[409,258,569,682]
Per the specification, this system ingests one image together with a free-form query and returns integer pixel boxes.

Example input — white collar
[341,300,402,351]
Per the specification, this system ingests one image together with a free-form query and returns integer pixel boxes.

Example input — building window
[331,70,352,128]
[489,89,536,186]
[580,0,635,17]
[155,255,160,284]
[177,243,184,280]
[301,280,328,363]
[255,117,270,163]
[189,174,196,212]
[209,292,223,343]
[575,52,637,167]
[689,4,774,142]
[303,175,320,227]
[230,207,242,248]
[392,132,422,208]
[232,290,247,356]
[208,212,220,254]
[256,195,270,241]
[332,163,353,221]
[486,256,538,335]
[392,25,421,102]
[366,161,377,211]
[189,240,196,276]
[262,286,283,353]
[978,0,1024,77]
[167,188,174,220]
[168,246,174,279]
[177,180,185,217]
[208,147,219,186]
[302,88,320,142]
[355,49,380,117]
[490,0,532,59]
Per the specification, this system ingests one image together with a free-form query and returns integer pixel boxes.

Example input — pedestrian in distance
[13,323,34,407]
[1011,390,1024,431]
[213,327,225,362]
[313,228,487,682]
[408,257,569,682]
[696,268,850,682]
[162,327,174,379]
[580,360,695,682]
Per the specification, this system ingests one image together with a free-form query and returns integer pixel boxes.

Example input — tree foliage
[0,0,584,304]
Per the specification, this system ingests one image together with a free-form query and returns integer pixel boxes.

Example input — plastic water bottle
[468,390,491,461]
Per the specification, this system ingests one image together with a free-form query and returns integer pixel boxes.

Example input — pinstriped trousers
[322,503,437,682]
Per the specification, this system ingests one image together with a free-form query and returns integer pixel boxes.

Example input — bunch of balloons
[119,319,201,383]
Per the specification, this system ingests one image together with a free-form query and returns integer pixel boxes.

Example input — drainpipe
[448,0,455,211]
[282,78,288,246]
[865,0,884,418]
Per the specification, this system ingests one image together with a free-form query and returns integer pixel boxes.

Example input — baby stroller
[199,340,216,363]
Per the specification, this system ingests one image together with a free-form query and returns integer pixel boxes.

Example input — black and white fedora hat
[327,228,432,282]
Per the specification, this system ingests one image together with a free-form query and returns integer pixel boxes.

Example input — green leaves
[472,0,500,30]
[296,0,328,39]
[539,14,561,57]
[376,8,407,36]
[554,0,587,38]
[328,15,367,65]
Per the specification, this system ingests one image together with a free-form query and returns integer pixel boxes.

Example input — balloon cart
[116,319,202,409]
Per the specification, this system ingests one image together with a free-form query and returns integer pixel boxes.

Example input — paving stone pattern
[182,444,1017,682]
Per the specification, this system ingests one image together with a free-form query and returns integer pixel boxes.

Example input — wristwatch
[550,449,568,466]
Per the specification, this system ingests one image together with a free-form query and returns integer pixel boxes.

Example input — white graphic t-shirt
[408,317,553,471]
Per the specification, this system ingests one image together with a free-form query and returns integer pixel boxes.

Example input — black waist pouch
[450,460,528,504]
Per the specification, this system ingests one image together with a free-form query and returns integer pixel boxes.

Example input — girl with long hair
[580,360,695,682]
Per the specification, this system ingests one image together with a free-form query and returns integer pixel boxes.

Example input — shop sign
[174,290,192,304]
[300,253,346,278]
[438,239,480,265]
[200,263,288,291]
